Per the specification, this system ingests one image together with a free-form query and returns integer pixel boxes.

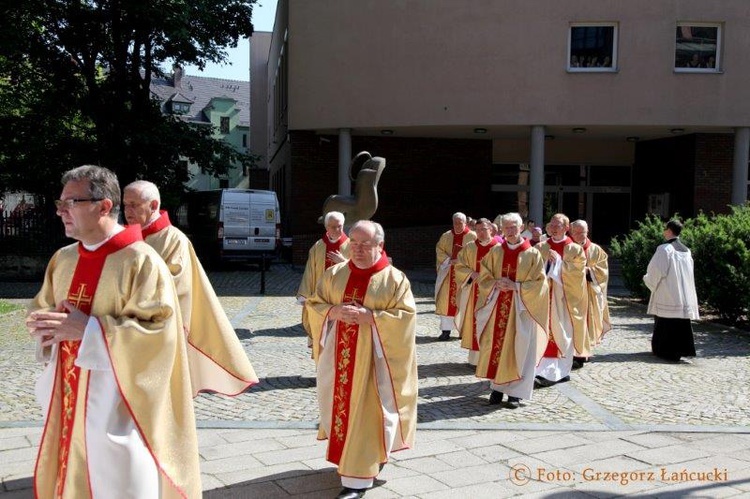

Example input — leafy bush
[610,206,750,324]
[685,206,750,323]
[609,214,665,301]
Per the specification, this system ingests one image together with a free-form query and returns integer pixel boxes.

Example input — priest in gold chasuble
[297,211,350,348]
[534,213,588,387]
[434,212,476,340]
[307,221,417,498]
[28,166,200,498]
[124,180,258,397]
[570,220,612,359]
[453,218,498,366]
[474,213,548,407]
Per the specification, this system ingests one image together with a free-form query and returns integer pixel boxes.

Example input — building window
[171,102,190,114]
[568,23,617,72]
[242,134,247,148]
[220,116,230,134]
[675,23,721,72]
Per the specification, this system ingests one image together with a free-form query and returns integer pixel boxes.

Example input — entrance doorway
[491,163,631,244]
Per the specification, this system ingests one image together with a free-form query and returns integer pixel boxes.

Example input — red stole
[447,227,470,316]
[469,240,497,351]
[327,251,389,465]
[543,236,574,357]
[580,238,591,262]
[141,210,172,237]
[323,233,349,268]
[486,239,531,380]
[55,226,142,496]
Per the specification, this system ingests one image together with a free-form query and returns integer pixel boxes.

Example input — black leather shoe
[558,375,571,383]
[572,358,584,370]
[438,330,451,341]
[534,375,555,388]
[505,396,521,409]
[488,390,504,405]
[336,487,367,499]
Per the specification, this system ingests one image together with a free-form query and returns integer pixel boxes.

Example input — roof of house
[150,72,250,127]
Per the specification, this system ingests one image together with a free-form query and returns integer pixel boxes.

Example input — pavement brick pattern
[2,264,750,497]
[1,264,749,429]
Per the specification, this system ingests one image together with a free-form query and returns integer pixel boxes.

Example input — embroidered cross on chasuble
[327,252,389,465]
[55,226,142,497]
[542,236,573,358]
[485,240,529,380]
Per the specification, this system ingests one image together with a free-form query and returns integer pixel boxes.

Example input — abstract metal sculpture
[318,151,386,226]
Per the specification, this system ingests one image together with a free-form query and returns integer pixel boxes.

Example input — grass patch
[0,300,23,315]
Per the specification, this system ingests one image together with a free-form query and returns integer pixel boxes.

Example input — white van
[183,189,280,266]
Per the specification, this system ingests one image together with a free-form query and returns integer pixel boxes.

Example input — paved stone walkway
[1,264,749,497]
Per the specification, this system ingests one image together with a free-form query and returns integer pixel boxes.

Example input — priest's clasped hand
[495,277,515,291]
[330,302,375,326]
[26,300,89,347]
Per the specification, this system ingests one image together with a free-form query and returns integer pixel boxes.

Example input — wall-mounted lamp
[626,136,640,142]
[572,127,587,134]
[473,128,487,134]
[380,129,394,136]
[670,128,685,134]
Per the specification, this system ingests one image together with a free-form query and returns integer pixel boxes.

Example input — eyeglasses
[54,198,104,209]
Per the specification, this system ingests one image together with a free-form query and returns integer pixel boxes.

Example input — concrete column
[338,128,352,196]
[732,127,749,205]
[529,126,546,224]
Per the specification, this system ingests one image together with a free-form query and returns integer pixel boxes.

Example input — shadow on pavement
[235,326,305,339]
[248,375,317,392]
[417,395,500,422]
[417,361,476,379]
[419,380,486,398]
[203,468,341,498]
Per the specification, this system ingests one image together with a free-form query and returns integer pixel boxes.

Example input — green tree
[0,0,259,203]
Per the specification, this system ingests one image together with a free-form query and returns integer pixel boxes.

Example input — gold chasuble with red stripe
[31,226,201,498]
[543,237,570,358]
[307,253,418,480]
[453,240,497,352]
[537,236,588,358]
[54,228,137,497]
[435,227,476,317]
[298,234,351,338]
[141,211,259,397]
[484,240,527,380]
[475,240,548,387]
[327,253,390,464]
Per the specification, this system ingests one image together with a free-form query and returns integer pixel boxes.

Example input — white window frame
[674,22,722,73]
[567,22,618,73]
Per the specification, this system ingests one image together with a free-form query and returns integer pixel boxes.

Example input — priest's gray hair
[124,180,161,209]
[351,220,385,244]
[62,165,121,219]
[324,211,345,226]
[452,212,467,222]
[570,219,589,231]
[500,212,523,227]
